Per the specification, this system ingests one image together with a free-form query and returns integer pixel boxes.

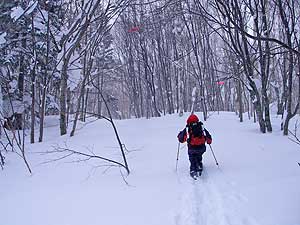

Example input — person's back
[177,114,212,178]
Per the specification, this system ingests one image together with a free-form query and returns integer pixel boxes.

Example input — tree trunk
[237,80,243,122]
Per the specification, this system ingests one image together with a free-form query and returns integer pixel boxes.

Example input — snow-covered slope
[1,112,299,225]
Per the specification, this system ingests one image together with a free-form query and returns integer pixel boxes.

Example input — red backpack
[187,122,206,146]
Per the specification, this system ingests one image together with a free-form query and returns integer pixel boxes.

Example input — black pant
[188,152,203,173]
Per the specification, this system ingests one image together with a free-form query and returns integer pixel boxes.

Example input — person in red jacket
[177,114,212,178]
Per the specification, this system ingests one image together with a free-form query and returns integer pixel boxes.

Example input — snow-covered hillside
[1,112,300,225]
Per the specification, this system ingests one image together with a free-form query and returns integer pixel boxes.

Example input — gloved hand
[204,128,212,144]
[177,128,187,143]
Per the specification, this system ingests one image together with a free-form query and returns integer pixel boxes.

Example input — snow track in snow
[175,169,259,225]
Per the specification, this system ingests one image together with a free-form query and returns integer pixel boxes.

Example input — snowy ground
[1,112,300,225]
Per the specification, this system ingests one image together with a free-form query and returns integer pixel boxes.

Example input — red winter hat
[187,114,199,124]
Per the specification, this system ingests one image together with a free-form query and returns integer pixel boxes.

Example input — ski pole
[175,142,180,172]
[209,144,219,166]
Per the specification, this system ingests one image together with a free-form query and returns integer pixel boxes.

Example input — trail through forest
[0,112,299,225]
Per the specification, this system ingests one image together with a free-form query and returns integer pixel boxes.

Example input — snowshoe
[190,171,198,180]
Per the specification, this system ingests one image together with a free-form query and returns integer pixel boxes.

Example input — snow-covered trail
[174,168,258,225]
[1,112,299,225]
[122,112,299,225]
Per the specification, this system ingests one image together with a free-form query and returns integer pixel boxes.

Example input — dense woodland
[0,0,300,171]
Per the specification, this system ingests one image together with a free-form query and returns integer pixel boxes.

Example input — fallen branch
[41,143,129,174]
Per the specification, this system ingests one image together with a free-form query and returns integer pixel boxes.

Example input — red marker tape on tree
[128,26,140,33]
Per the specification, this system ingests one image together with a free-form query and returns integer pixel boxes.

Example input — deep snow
[0,112,300,225]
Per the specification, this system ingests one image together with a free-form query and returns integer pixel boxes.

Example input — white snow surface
[1,112,300,225]
[10,6,25,21]
[0,32,7,45]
